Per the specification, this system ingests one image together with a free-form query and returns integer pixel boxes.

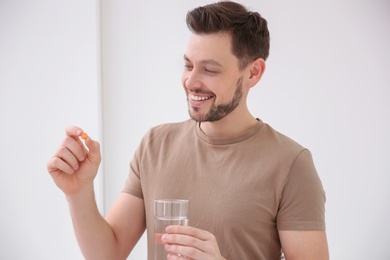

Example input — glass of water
[154,199,189,260]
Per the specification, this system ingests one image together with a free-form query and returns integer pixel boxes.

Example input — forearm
[66,185,121,260]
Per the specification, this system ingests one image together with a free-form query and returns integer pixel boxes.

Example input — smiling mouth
[190,94,213,101]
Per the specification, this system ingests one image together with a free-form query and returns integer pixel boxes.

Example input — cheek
[181,74,188,91]
[212,80,233,101]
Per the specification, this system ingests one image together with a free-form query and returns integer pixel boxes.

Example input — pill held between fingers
[81,132,88,140]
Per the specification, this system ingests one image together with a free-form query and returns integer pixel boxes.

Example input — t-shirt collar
[195,118,264,145]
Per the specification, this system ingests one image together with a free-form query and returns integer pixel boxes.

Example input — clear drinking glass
[154,199,189,260]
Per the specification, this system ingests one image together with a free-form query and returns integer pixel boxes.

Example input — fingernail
[161,234,167,242]
[76,129,82,135]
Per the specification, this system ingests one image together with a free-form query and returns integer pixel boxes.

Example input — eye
[184,64,193,70]
[205,68,217,74]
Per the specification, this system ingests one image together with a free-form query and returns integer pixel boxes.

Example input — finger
[47,156,75,175]
[166,225,213,241]
[163,233,212,259]
[65,125,83,138]
[167,252,193,260]
[55,145,80,171]
[61,136,87,162]
[83,135,101,167]
[65,125,88,149]
[155,233,164,244]
[166,243,200,260]
[162,233,201,249]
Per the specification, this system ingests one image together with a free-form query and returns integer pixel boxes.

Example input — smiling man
[47,1,329,259]
[182,32,258,136]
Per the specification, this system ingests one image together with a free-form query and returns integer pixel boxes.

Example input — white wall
[101,1,390,259]
[0,1,102,259]
[255,1,390,258]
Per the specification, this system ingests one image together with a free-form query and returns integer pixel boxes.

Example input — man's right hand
[47,126,101,195]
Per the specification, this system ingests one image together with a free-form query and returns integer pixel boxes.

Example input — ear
[247,58,266,88]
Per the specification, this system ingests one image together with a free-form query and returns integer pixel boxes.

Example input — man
[47,1,329,259]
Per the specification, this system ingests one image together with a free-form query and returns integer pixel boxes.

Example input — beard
[188,77,243,122]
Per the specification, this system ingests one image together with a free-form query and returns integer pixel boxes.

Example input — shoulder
[258,122,306,155]
[135,119,195,161]
[142,119,195,144]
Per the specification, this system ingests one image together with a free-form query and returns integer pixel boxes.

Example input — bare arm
[67,190,145,260]
[47,126,145,259]
[66,185,118,259]
[105,193,146,258]
[279,230,329,260]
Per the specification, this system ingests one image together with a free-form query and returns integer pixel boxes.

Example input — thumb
[84,135,101,167]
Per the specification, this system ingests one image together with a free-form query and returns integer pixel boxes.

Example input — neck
[199,107,258,139]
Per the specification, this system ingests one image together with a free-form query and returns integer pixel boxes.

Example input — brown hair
[186,1,270,70]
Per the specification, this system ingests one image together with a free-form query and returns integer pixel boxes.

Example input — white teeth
[191,95,212,101]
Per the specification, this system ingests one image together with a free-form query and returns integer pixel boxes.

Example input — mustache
[188,88,215,96]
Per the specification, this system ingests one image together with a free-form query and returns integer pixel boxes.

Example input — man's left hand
[161,225,226,260]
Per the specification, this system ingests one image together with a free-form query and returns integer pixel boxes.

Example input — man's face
[182,33,245,122]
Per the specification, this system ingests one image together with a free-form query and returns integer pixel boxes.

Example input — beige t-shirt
[123,119,326,259]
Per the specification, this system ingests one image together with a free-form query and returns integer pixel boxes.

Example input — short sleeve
[122,154,143,199]
[121,132,150,199]
[276,149,326,230]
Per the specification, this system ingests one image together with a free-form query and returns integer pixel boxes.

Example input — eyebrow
[183,55,223,68]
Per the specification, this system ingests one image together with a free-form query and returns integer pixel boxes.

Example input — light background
[0,0,389,259]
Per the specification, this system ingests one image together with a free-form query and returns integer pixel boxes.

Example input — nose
[182,70,202,91]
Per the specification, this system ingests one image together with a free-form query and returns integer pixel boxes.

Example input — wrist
[65,184,96,208]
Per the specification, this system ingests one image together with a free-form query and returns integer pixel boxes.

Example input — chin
[188,109,204,122]
[189,113,202,122]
